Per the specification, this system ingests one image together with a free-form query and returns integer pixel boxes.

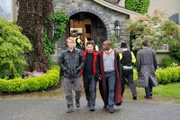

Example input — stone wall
[52,0,130,63]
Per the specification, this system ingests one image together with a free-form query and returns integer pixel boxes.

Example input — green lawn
[153,83,180,99]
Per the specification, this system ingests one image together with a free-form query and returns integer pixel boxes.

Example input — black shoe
[103,104,107,109]
[144,96,152,99]
[89,106,95,111]
[133,96,137,100]
[108,107,114,113]
[87,101,90,107]
[76,99,80,108]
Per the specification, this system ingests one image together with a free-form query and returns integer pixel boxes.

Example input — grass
[153,83,180,99]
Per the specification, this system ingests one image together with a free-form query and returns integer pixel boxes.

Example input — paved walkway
[0,98,180,120]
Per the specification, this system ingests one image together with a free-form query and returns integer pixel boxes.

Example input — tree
[16,0,53,72]
[127,10,180,50]
[0,18,32,78]
[125,0,150,14]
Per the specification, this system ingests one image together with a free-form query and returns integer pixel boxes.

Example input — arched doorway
[66,11,109,50]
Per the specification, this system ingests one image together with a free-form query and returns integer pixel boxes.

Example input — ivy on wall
[43,11,69,64]
[125,0,150,14]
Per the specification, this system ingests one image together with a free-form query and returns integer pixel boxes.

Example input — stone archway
[67,8,111,39]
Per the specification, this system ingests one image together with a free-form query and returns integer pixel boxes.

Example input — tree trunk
[17,0,53,72]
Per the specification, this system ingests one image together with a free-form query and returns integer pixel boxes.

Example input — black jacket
[59,48,84,78]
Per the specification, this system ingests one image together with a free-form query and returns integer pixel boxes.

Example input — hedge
[0,66,60,93]
[133,67,180,84]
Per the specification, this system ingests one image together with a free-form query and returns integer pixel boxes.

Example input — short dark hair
[86,41,94,46]
[142,40,148,46]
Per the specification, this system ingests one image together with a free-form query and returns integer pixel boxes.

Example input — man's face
[86,44,94,53]
[67,39,75,49]
[80,35,83,39]
[103,43,109,50]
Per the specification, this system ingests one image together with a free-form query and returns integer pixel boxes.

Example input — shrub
[0,18,32,78]
[169,39,180,61]
[159,56,179,68]
[127,10,180,51]
[110,34,116,49]
[0,66,60,93]
[134,67,180,84]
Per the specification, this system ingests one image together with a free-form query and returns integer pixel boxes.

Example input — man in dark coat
[136,40,158,99]
[96,40,122,113]
[59,37,84,113]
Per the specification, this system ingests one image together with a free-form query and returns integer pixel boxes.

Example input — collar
[67,47,75,52]
[105,49,112,53]
[143,47,148,49]
[122,48,128,51]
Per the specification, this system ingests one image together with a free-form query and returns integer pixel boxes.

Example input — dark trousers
[83,74,97,106]
[121,69,137,97]
[145,79,153,97]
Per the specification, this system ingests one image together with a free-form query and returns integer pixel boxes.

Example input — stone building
[52,0,139,62]
[1,0,179,63]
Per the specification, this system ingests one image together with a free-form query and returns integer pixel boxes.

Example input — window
[157,44,169,52]
[161,44,169,51]
[0,0,12,21]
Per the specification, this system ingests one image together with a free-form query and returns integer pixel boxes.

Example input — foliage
[43,11,69,64]
[153,83,180,98]
[125,0,150,14]
[159,56,179,68]
[127,10,180,51]
[168,39,180,60]
[17,0,54,72]
[0,18,32,78]
[133,67,180,84]
[110,34,116,49]
[0,66,60,93]
[50,11,69,42]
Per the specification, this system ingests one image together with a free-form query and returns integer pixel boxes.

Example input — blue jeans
[83,75,97,106]
[105,71,116,108]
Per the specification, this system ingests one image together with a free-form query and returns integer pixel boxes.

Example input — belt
[105,70,115,73]
[123,66,133,69]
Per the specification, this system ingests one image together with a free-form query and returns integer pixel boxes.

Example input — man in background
[119,42,137,100]
[136,40,158,99]
[76,33,85,50]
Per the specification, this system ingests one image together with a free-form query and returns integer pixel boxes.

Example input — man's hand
[64,68,70,73]
[98,75,102,81]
